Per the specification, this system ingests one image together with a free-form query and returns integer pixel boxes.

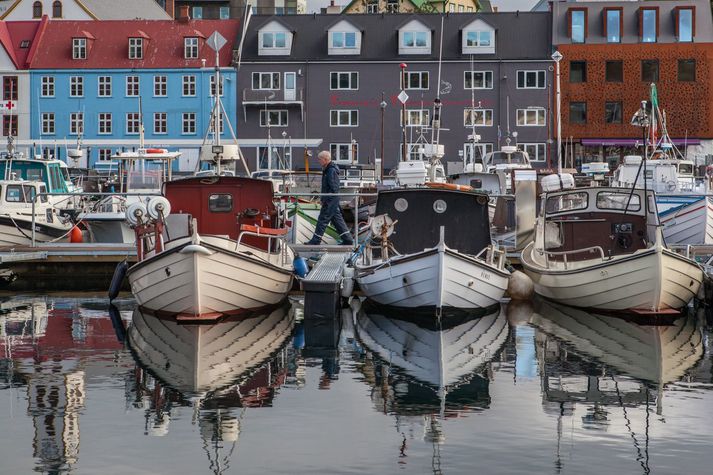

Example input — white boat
[79,148,180,243]
[521,186,703,313]
[611,155,712,245]
[355,187,509,317]
[126,176,294,320]
[127,302,294,396]
[0,179,73,248]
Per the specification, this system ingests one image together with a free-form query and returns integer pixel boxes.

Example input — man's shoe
[340,239,354,246]
[305,238,321,245]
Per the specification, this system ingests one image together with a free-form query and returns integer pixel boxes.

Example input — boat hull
[356,247,509,313]
[658,195,713,245]
[521,243,702,313]
[286,202,338,245]
[127,236,294,318]
[0,216,71,248]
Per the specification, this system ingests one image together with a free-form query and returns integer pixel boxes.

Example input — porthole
[394,198,408,212]
[433,199,447,213]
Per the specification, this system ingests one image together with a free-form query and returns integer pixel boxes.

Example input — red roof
[29,18,240,69]
[0,19,43,69]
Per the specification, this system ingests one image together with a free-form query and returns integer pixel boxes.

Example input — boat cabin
[164,176,278,242]
[483,150,531,172]
[0,158,70,194]
[339,163,377,190]
[374,188,491,255]
[612,155,703,193]
[538,187,658,261]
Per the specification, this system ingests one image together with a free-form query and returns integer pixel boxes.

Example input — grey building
[237,12,554,172]
[163,0,305,18]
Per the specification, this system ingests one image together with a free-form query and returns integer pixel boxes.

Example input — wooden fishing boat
[355,187,509,318]
[125,176,294,320]
[520,186,703,313]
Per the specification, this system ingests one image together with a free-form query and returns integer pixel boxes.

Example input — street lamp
[380,93,387,180]
[551,50,563,172]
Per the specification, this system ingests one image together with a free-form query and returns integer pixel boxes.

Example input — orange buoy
[69,225,83,243]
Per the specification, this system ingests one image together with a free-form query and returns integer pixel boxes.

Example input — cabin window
[545,192,588,214]
[23,185,36,203]
[27,169,43,181]
[6,185,23,202]
[433,199,447,214]
[394,198,408,212]
[39,185,48,203]
[209,194,233,212]
[596,192,640,211]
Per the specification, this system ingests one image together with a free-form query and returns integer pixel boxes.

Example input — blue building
[27,18,239,171]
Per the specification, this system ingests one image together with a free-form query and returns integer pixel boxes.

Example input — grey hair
[317,150,332,161]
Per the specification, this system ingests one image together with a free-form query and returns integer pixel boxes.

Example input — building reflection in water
[0,296,127,474]
[512,298,705,474]
[352,301,509,473]
[126,300,296,474]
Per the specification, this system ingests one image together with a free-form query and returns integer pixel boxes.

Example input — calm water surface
[1,294,712,475]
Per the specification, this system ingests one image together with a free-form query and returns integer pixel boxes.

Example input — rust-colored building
[551,0,713,168]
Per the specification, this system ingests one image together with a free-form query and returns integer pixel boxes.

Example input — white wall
[1,0,94,20]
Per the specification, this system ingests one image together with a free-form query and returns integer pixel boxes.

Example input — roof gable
[327,18,360,34]
[0,0,97,21]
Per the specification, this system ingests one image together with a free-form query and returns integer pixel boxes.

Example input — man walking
[306,151,354,246]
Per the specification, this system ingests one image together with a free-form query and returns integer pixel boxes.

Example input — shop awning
[580,138,701,146]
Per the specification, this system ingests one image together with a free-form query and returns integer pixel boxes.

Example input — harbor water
[1,294,712,475]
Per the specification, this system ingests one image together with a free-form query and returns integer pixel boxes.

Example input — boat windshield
[489,151,528,166]
[127,170,161,191]
[678,163,694,175]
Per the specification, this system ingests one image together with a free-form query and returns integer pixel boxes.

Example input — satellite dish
[147,197,171,220]
[125,202,148,226]
[370,214,395,238]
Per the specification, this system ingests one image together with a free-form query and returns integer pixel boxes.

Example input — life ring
[425,182,474,192]
[146,148,168,154]
[665,180,677,192]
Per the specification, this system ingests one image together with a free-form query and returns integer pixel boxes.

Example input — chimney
[178,5,190,22]
[165,0,175,18]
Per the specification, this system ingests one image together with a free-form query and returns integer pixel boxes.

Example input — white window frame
[126,112,140,135]
[209,115,223,134]
[330,143,358,163]
[516,108,546,127]
[128,38,143,60]
[517,70,546,89]
[72,38,86,60]
[154,76,167,97]
[464,108,494,127]
[464,143,493,166]
[98,149,113,161]
[182,112,196,135]
[126,75,139,97]
[522,143,546,162]
[153,112,167,135]
[261,31,287,49]
[465,30,492,48]
[464,71,493,89]
[192,6,203,19]
[403,109,429,127]
[330,110,358,127]
[219,6,230,19]
[69,76,83,97]
[405,71,429,90]
[98,113,112,135]
[41,112,55,135]
[401,31,429,49]
[41,76,54,97]
[182,75,196,97]
[330,31,357,49]
[97,76,112,97]
[69,112,83,136]
[252,72,280,90]
[330,72,359,90]
[184,37,199,59]
[260,110,288,127]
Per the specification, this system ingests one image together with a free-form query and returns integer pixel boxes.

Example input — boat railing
[539,246,607,270]
[236,225,291,266]
[29,192,161,247]
[275,191,379,247]
[474,245,506,269]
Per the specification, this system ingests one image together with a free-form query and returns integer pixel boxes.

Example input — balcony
[242,88,304,121]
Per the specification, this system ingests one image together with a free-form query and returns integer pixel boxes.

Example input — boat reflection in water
[127,301,295,473]
[354,301,508,468]
[518,298,704,473]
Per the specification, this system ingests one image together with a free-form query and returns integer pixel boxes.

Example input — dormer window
[72,38,87,60]
[568,8,587,44]
[462,19,495,54]
[52,1,62,18]
[32,1,42,18]
[184,37,199,59]
[639,8,658,43]
[399,21,431,55]
[675,7,695,42]
[262,31,286,49]
[331,32,356,49]
[129,38,143,60]
[258,22,292,56]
